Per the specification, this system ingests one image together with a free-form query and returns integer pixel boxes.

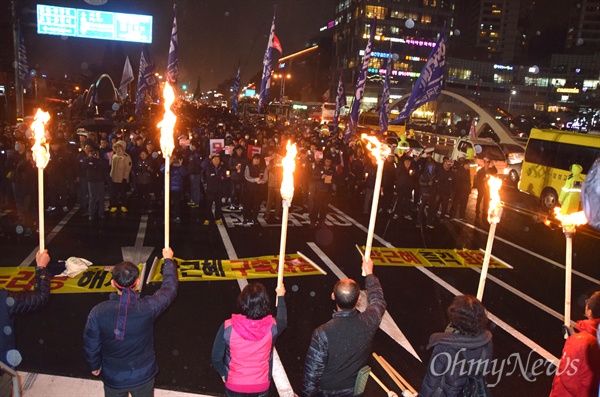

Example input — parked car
[499,142,525,185]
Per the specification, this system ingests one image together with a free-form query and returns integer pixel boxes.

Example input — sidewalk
[19,372,212,397]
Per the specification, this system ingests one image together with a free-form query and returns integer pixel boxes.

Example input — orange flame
[157,83,176,158]
[31,109,51,169]
[361,133,391,164]
[280,141,297,202]
[487,175,503,223]
[553,207,587,230]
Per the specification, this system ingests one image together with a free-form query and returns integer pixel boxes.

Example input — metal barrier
[0,361,20,397]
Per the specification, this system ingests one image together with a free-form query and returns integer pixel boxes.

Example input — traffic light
[182,84,188,90]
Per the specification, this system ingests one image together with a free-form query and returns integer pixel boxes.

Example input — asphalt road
[1,185,599,397]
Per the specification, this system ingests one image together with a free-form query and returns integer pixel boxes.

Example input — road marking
[121,214,154,268]
[329,204,560,365]
[19,206,79,267]
[216,221,294,397]
[306,242,422,362]
[470,267,574,326]
[455,219,600,285]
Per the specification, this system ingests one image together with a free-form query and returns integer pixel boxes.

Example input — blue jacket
[160,163,188,192]
[83,259,178,389]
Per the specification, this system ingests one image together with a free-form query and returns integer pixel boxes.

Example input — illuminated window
[423,0,437,5]
[365,5,387,19]
[421,14,431,23]
[390,26,399,35]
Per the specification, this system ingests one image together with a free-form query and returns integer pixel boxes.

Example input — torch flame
[553,207,587,233]
[487,175,503,223]
[157,83,176,158]
[361,133,391,164]
[31,109,51,169]
[280,141,297,203]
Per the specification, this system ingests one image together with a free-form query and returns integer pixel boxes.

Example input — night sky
[1,0,336,91]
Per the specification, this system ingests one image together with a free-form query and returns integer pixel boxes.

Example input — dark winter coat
[83,259,178,390]
[419,329,493,397]
[0,267,51,374]
[301,275,386,396]
[201,158,227,196]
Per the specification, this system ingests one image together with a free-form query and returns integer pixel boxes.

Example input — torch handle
[363,160,385,276]
[276,206,290,306]
[564,235,573,328]
[476,222,497,300]
[38,168,45,252]
[164,157,170,249]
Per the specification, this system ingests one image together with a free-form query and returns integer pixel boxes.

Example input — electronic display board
[37,4,153,43]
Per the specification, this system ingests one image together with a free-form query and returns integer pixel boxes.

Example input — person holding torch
[301,257,385,397]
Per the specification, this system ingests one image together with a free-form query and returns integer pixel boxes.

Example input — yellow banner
[363,247,510,269]
[0,265,144,294]
[147,254,324,283]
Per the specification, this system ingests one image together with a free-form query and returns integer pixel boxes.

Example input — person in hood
[558,163,584,216]
[212,282,286,396]
[83,247,178,397]
[419,295,493,397]
[550,290,600,397]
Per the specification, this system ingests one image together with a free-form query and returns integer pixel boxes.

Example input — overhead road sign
[37,4,153,44]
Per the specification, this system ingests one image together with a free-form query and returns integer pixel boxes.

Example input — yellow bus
[518,128,600,209]
[358,111,406,137]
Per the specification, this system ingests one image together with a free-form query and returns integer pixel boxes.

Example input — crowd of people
[1,104,501,235]
[1,105,598,396]
[2,246,598,397]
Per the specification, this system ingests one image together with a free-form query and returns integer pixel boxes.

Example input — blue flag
[232,65,241,115]
[167,4,178,85]
[347,18,376,140]
[334,75,346,132]
[379,47,393,134]
[136,48,158,118]
[258,13,276,113]
[17,28,30,89]
[391,32,446,125]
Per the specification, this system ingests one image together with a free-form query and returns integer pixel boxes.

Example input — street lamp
[508,90,516,114]
[273,73,291,114]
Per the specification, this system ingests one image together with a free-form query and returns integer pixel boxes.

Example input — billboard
[37,4,153,43]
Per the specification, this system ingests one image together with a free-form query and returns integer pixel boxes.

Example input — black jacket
[301,275,386,396]
[0,267,52,374]
[419,329,493,397]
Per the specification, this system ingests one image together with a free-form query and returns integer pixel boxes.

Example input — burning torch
[157,83,176,249]
[277,141,298,293]
[552,207,587,332]
[31,109,51,251]
[362,134,391,276]
[476,175,503,300]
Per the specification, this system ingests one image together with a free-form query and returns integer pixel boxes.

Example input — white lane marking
[121,215,154,267]
[456,219,600,285]
[19,205,79,267]
[306,242,422,362]
[470,267,574,326]
[216,222,294,397]
[329,204,560,365]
